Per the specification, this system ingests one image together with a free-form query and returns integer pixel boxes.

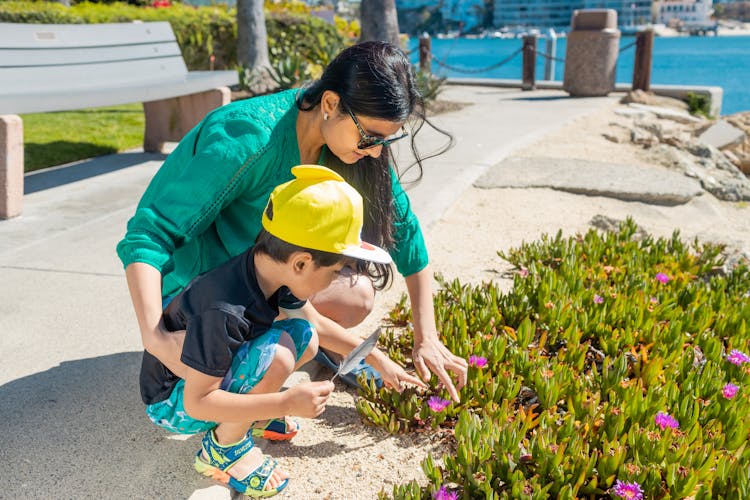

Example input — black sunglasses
[342,103,409,150]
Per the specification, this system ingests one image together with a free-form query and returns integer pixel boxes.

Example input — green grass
[21,103,144,173]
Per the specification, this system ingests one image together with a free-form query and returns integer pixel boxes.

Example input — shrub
[0,1,347,74]
[363,219,750,498]
[686,91,712,118]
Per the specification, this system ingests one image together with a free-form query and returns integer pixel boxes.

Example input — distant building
[492,0,656,29]
[493,0,577,29]
[583,1,655,26]
[440,0,485,31]
[657,0,714,25]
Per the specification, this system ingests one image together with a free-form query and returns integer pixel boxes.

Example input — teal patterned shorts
[145,317,313,434]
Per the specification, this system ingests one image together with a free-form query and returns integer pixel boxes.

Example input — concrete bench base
[0,115,23,219]
[143,87,230,153]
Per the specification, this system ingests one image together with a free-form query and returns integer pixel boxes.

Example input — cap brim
[340,241,392,264]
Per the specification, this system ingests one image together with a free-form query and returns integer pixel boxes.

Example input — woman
[118,41,467,406]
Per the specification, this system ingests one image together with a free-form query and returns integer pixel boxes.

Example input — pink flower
[427,396,451,412]
[654,411,679,430]
[722,383,739,399]
[650,296,659,304]
[655,272,670,284]
[727,349,750,366]
[433,486,458,500]
[612,479,644,500]
[518,268,529,277]
[468,355,488,368]
[593,294,604,304]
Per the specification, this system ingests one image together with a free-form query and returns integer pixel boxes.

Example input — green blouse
[116,89,428,297]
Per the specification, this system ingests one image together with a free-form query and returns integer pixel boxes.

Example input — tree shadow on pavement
[24,151,167,194]
[0,352,212,498]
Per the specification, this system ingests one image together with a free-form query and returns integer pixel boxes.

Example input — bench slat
[0,70,238,114]
[0,41,183,68]
[0,22,176,48]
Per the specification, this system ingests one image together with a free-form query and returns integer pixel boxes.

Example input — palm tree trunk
[360,0,401,45]
[237,0,275,93]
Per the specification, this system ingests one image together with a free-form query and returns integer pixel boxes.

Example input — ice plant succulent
[427,396,451,412]
[594,294,604,304]
[612,479,644,500]
[722,383,739,399]
[655,411,679,430]
[726,349,750,366]
[655,272,670,283]
[468,355,488,368]
[433,486,458,500]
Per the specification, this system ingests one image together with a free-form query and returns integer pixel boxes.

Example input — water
[407,36,750,115]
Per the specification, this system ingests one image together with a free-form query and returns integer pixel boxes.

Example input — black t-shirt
[139,248,305,405]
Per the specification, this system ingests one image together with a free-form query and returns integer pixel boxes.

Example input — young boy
[140,165,420,497]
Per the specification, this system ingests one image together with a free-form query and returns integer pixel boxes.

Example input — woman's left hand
[413,336,468,402]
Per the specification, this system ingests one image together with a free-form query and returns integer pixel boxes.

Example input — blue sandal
[251,417,299,441]
[194,429,288,497]
[314,348,383,389]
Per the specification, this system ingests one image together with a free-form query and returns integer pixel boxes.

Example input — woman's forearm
[405,265,440,344]
[125,262,187,377]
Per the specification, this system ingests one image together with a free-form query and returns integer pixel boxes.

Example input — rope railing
[619,40,637,53]
[430,46,523,74]
[531,48,565,64]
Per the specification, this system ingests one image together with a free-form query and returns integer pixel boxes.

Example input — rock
[645,144,750,202]
[590,215,649,240]
[628,103,703,124]
[614,107,648,118]
[603,133,622,143]
[620,90,689,112]
[698,120,746,149]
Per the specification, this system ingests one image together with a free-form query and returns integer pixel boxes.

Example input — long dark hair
[297,41,453,289]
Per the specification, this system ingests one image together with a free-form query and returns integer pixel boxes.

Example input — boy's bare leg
[209,333,300,489]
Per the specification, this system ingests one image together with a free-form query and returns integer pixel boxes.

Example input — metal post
[419,33,432,74]
[522,35,537,91]
[632,29,654,91]
[544,28,557,81]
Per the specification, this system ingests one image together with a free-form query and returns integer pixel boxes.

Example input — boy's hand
[284,381,334,418]
[371,352,427,392]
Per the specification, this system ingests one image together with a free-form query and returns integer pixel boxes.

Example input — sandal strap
[253,417,297,435]
[200,430,255,469]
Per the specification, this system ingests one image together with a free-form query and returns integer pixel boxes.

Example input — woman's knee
[311,274,375,328]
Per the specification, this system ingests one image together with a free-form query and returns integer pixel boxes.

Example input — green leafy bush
[686,91,712,118]
[0,2,346,74]
[415,69,447,105]
[0,1,236,70]
[364,219,750,498]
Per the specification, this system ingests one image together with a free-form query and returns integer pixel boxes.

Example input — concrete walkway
[0,86,626,498]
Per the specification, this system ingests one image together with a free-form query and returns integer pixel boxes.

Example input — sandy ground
[197,102,750,500]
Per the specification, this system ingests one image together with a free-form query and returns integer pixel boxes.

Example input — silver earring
[323,113,329,121]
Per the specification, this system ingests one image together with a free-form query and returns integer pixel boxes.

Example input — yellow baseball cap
[262,165,392,264]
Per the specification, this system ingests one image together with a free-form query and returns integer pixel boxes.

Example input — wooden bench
[0,21,239,219]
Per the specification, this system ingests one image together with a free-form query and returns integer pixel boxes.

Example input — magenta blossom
[593,294,604,304]
[654,411,679,430]
[726,349,750,366]
[468,355,488,368]
[433,486,458,500]
[722,383,739,399]
[655,272,670,284]
[612,479,644,500]
[428,396,451,412]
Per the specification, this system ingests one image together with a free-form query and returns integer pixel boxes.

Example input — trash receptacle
[563,9,620,97]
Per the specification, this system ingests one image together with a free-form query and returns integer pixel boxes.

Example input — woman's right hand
[283,381,334,418]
